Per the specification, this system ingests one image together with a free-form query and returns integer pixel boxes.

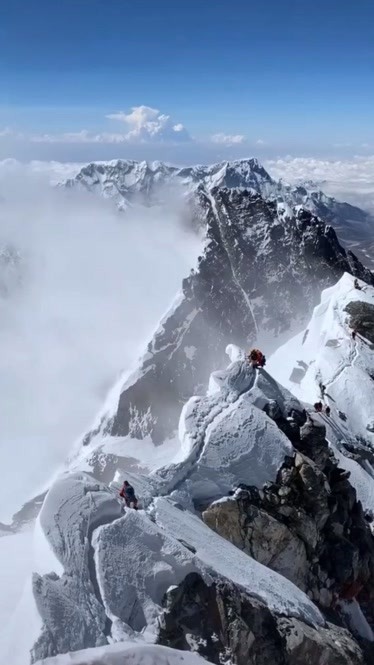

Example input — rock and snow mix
[1,349,328,664]
[3,274,374,664]
[268,272,374,512]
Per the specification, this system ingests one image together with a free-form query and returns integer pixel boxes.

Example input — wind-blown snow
[0,172,201,523]
[0,529,34,627]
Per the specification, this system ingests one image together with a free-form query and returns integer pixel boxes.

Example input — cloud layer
[0,166,201,521]
[0,105,250,150]
[265,155,374,212]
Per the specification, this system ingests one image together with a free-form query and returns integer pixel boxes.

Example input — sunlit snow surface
[268,272,374,511]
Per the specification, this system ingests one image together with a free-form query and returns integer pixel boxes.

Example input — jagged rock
[158,572,285,665]
[277,617,364,665]
[296,455,330,529]
[202,446,374,615]
[299,419,330,468]
[158,572,366,665]
[203,499,308,590]
[85,186,373,445]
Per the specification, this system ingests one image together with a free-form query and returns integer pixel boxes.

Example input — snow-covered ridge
[3,347,327,664]
[4,327,374,664]
[76,185,373,455]
[268,272,374,512]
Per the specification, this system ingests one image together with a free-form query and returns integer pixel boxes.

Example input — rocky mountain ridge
[8,333,374,665]
[64,157,374,250]
[77,188,374,464]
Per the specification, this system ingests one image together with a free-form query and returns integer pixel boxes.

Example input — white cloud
[256,139,265,145]
[265,155,374,213]
[211,133,246,146]
[0,106,193,146]
[0,166,201,520]
[106,105,192,143]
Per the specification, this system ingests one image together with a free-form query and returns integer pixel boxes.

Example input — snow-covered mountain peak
[64,157,374,261]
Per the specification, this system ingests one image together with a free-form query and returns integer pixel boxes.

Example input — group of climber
[314,401,330,416]
[247,348,266,368]
[314,382,331,415]
[119,480,138,510]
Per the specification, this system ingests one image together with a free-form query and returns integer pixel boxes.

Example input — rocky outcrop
[345,301,374,344]
[203,497,309,591]
[203,415,374,616]
[105,189,373,445]
[158,572,364,665]
[278,617,364,665]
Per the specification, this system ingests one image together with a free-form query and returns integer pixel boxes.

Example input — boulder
[278,617,364,665]
[203,499,308,590]
[158,572,285,665]
[158,573,366,665]
[299,419,330,468]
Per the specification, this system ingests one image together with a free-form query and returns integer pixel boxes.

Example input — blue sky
[0,0,373,161]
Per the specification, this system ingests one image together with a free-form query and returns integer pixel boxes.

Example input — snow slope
[34,643,214,665]
[268,272,374,511]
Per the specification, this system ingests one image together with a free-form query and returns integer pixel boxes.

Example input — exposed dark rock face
[345,301,374,344]
[203,414,374,616]
[65,158,374,253]
[277,617,364,665]
[107,189,373,444]
[157,572,364,665]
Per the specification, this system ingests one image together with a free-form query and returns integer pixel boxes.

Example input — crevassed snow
[154,497,324,628]
[34,642,214,665]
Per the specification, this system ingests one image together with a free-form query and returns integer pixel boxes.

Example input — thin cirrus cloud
[0,105,246,147]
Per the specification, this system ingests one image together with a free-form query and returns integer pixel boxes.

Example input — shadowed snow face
[0,168,201,522]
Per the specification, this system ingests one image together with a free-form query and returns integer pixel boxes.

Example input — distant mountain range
[65,158,374,260]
